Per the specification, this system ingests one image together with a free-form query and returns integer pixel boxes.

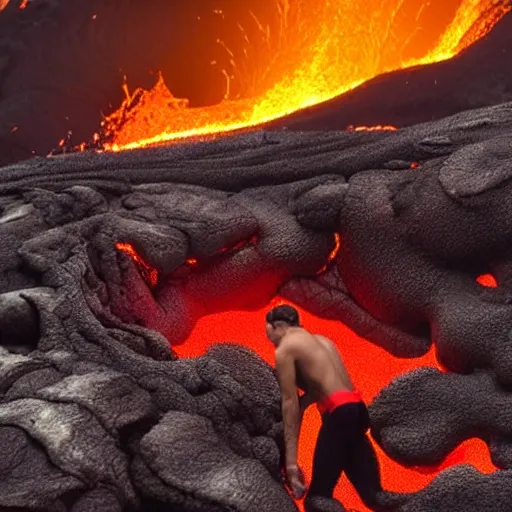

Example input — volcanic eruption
[1,1,512,512]
[0,0,510,160]
[98,0,511,151]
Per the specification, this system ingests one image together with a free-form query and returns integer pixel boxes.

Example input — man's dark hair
[266,305,300,326]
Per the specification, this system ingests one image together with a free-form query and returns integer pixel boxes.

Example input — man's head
[265,305,300,346]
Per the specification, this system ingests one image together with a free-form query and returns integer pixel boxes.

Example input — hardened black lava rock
[1,100,512,510]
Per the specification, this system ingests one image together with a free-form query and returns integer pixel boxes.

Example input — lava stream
[99,0,510,151]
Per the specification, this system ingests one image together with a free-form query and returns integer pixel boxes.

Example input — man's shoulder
[313,333,333,344]
[275,339,294,358]
[279,330,310,353]
[274,344,294,368]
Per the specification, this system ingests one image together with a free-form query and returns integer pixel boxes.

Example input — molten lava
[101,0,511,152]
[116,244,498,511]
[477,273,498,287]
[178,302,496,512]
[115,242,159,287]
[0,0,27,9]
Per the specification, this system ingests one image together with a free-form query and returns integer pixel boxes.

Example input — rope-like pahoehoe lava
[0,100,511,511]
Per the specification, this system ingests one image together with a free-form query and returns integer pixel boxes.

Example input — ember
[98,0,511,151]
[347,125,398,132]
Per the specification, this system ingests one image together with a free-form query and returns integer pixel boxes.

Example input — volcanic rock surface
[0,100,511,510]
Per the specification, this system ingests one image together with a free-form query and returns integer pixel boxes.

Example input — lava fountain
[99,0,511,152]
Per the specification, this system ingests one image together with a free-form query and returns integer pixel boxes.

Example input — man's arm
[275,346,301,468]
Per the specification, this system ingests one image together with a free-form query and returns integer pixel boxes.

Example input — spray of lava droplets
[97,0,511,152]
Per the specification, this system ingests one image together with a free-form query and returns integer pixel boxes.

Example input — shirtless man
[266,304,386,511]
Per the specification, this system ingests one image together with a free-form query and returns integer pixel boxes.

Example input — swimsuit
[317,389,363,415]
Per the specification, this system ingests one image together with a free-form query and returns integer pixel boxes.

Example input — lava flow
[178,300,496,512]
[0,0,27,9]
[117,233,498,511]
[100,0,511,152]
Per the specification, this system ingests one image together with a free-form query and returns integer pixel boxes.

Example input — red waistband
[317,389,363,415]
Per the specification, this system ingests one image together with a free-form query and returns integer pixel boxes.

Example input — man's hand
[286,464,307,499]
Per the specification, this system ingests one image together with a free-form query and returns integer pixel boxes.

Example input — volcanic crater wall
[0,0,284,163]
[0,100,511,511]
[0,1,511,165]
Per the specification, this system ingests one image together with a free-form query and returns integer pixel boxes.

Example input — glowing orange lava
[477,273,498,287]
[115,236,260,285]
[116,243,496,510]
[317,233,341,275]
[0,0,29,9]
[115,242,159,287]
[347,125,398,132]
[177,301,496,512]
[101,0,511,152]
[328,233,341,262]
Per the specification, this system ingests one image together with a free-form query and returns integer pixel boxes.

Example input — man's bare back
[277,327,354,405]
